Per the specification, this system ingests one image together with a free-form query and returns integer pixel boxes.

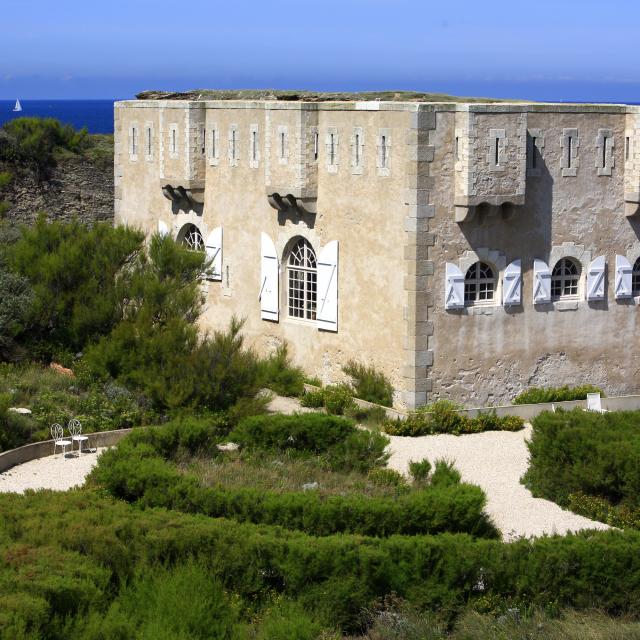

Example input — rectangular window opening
[531,137,537,169]
[381,135,387,168]
[494,137,500,165]
[131,127,137,155]
[232,129,237,160]
[355,133,360,165]
[313,132,319,161]
[455,136,459,161]
[252,131,257,161]
[146,127,152,156]
[602,136,608,168]
[626,136,631,161]
[330,133,335,165]
[567,136,573,169]
[201,128,206,155]
[171,129,176,155]
[211,129,216,158]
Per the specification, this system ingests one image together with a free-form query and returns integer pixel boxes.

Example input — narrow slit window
[355,133,360,165]
[330,133,335,165]
[171,129,177,155]
[602,136,608,168]
[211,129,216,158]
[201,128,206,155]
[494,137,500,165]
[626,136,631,161]
[232,129,236,160]
[131,127,137,155]
[531,137,537,169]
[567,136,573,168]
[280,132,286,159]
[252,130,257,161]
[313,132,319,161]
[146,127,152,156]
[455,136,459,161]
[381,135,387,168]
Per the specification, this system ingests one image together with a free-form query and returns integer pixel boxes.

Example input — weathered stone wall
[115,97,640,408]
[429,105,640,406]
[2,154,113,226]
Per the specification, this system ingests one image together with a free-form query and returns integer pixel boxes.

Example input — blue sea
[0,100,117,134]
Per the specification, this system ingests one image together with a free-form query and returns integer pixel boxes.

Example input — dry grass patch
[179,450,409,499]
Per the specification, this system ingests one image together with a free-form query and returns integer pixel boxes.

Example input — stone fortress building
[114,92,640,408]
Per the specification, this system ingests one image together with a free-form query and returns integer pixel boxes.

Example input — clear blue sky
[1,0,639,101]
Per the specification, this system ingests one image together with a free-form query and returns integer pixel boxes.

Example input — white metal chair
[586,393,608,413]
[51,423,72,457]
[68,419,89,456]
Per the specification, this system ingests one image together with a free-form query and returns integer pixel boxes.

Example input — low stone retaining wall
[0,428,134,474]
[303,384,640,422]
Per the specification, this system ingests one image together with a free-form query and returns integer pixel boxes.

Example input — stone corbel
[625,193,640,217]
[266,189,317,216]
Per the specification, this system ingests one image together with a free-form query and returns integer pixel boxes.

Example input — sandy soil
[0,449,106,494]
[386,424,609,541]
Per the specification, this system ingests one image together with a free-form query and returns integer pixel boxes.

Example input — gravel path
[386,424,609,541]
[0,449,106,494]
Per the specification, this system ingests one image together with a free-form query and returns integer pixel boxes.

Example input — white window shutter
[158,220,169,237]
[587,255,606,301]
[317,240,339,332]
[502,259,522,306]
[615,255,633,299]
[260,232,279,321]
[533,259,551,304]
[205,227,223,281]
[444,263,465,309]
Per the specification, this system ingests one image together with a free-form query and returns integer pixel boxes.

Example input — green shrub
[0,117,88,180]
[513,385,605,405]
[91,421,495,539]
[430,459,462,487]
[327,429,390,473]
[257,344,305,397]
[255,600,323,640]
[299,389,325,408]
[0,393,37,452]
[524,409,640,527]
[409,458,432,483]
[323,384,357,415]
[3,491,640,633]
[230,413,356,454]
[384,402,524,437]
[8,217,143,358]
[343,360,394,407]
[367,468,408,490]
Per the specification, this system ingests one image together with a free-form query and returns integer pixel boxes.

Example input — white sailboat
[13,99,22,112]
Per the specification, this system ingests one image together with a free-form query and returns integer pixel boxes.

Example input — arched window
[287,237,317,320]
[464,261,495,305]
[178,224,204,252]
[633,257,640,296]
[551,258,580,299]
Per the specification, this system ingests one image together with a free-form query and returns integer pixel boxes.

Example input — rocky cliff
[0,136,114,226]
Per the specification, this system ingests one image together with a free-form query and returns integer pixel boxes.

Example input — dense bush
[90,419,496,539]
[513,385,604,405]
[409,458,432,483]
[0,393,36,452]
[84,234,262,412]
[0,237,32,360]
[343,360,394,407]
[524,409,640,527]
[230,412,357,453]
[0,117,88,180]
[300,383,357,415]
[0,363,157,449]
[384,401,524,437]
[256,343,306,396]
[8,217,143,359]
[2,491,640,636]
